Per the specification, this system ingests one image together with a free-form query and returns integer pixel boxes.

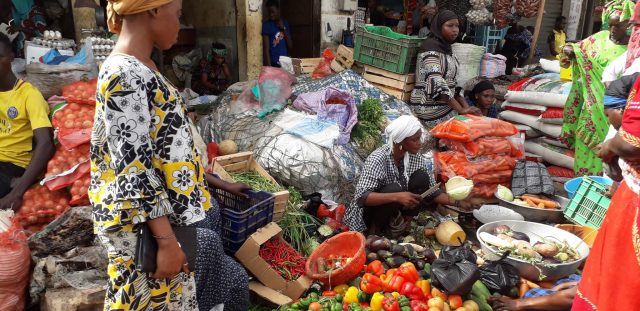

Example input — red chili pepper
[322,290,337,297]
[410,300,429,311]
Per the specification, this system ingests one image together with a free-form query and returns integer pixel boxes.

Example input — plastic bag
[51,103,95,149]
[441,137,524,158]
[0,222,31,311]
[42,143,90,191]
[431,244,481,295]
[510,160,554,197]
[472,183,508,198]
[292,87,358,145]
[312,49,335,80]
[435,151,517,181]
[255,67,296,118]
[431,114,518,142]
[62,79,97,105]
[479,253,520,295]
[14,185,70,231]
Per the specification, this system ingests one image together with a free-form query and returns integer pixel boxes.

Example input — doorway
[278,0,322,58]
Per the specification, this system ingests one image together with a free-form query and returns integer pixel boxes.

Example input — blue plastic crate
[216,190,274,254]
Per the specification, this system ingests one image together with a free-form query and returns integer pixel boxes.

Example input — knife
[420,182,441,199]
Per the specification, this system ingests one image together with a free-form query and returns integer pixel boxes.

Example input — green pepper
[299,297,311,309]
[331,302,343,311]
[397,295,410,307]
[400,307,411,311]
[290,302,301,309]
[348,303,363,311]
[334,294,343,303]
[357,291,370,303]
[309,292,320,302]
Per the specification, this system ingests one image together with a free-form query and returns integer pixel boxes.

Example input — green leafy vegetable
[351,99,386,154]
[229,171,284,193]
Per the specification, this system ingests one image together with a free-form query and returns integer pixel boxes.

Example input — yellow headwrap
[107,0,174,33]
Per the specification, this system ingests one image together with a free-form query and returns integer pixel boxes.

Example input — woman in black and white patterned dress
[409,10,480,148]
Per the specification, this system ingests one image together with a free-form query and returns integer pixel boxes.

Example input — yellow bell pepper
[415,280,431,296]
[343,286,359,304]
[334,284,349,295]
[391,292,400,298]
[370,292,385,311]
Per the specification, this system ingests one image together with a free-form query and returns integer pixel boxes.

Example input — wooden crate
[291,58,323,75]
[213,152,289,220]
[331,45,355,73]
[359,65,415,101]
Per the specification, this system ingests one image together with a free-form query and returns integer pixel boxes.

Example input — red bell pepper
[410,300,429,311]
[366,260,385,277]
[398,262,419,283]
[322,290,337,297]
[360,273,384,294]
[317,204,335,218]
[399,282,425,301]
[382,295,400,311]
[385,274,406,293]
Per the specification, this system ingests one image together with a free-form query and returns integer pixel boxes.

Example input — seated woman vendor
[343,116,479,234]
[468,81,498,118]
[196,42,232,95]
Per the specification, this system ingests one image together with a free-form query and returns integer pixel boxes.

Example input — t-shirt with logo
[0,80,52,168]
[262,20,291,66]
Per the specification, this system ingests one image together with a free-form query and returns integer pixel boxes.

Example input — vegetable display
[62,79,97,105]
[69,173,91,206]
[351,99,385,155]
[258,238,306,281]
[479,224,581,265]
[500,191,560,210]
[52,103,96,130]
[45,144,90,177]
[229,171,284,193]
[15,185,70,230]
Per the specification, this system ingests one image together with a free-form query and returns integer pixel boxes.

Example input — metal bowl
[495,195,568,223]
[477,220,590,281]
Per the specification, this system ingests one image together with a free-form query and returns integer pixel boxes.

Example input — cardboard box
[236,223,313,304]
[213,152,289,221]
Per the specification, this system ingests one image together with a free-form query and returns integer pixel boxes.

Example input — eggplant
[366,252,379,263]
[385,256,406,268]
[390,244,405,256]
[369,238,391,252]
[414,259,426,270]
[509,231,531,242]
[421,249,437,264]
[366,235,382,249]
[377,250,393,259]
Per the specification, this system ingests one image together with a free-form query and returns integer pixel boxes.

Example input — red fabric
[502,105,544,116]
[547,166,575,178]
[572,182,640,310]
[626,2,640,70]
[541,107,564,119]
[622,77,640,140]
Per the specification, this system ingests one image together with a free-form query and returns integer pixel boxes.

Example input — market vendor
[343,115,479,234]
[194,42,232,95]
[547,16,566,59]
[489,275,580,311]
[468,80,498,118]
[0,32,54,210]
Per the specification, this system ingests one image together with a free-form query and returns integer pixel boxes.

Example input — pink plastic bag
[312,49,335,79]
[0,222,31,311]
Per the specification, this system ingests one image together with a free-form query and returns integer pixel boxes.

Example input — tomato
[308,302,322,311]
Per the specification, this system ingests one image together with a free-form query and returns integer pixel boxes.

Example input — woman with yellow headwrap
[559,0,633,176]
[91,1,249,310]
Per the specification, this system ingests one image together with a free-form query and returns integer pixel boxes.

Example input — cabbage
[445,176,474,200]
[496,185,514,202]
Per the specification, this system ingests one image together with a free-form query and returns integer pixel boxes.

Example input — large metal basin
[495,195,568,223]
[477,220,590,281]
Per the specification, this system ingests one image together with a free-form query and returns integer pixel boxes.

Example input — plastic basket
[217,189,275,253]
[563,177,611,229]
[354,26,425,74]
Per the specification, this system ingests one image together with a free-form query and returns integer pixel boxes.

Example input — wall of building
[320,1,356,51]
[182,0,240,82]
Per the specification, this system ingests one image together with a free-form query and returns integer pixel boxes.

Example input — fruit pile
[15,185,70,230]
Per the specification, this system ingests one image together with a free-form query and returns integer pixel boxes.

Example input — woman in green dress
[559,0,633,176]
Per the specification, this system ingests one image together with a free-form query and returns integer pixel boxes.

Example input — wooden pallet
[291,58,322,75]
[359,65,415,101]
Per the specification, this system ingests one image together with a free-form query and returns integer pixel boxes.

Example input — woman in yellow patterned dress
[90,1,249,310]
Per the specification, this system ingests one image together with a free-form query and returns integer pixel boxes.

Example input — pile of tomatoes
[45,143,90,177]
[69,174,91,206]
[53,103,96,130]
[62,79,97,105]
[16,185,70,228]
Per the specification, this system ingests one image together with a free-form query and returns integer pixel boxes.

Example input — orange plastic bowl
[305,231,366,286]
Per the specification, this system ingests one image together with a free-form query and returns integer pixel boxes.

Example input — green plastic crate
[354,26,425,74]
[563,177,612,229]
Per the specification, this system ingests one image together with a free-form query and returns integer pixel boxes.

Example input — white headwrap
[384,115,424,181]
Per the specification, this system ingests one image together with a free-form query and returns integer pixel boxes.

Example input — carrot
[525,198,536,208]
[521,195,559,209]
[538,202,545,209]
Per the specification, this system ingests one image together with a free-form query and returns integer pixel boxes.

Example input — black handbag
[135,225,198,273]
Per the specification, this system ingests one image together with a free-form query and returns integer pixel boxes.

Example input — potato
[534,243,559,258]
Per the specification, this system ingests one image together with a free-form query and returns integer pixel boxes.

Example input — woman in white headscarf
[343,115,478,233]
